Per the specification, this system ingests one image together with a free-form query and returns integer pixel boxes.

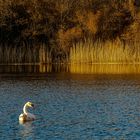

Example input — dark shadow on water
[0,64,69,73]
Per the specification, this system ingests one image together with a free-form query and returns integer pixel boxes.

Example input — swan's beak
[31,103,34,108]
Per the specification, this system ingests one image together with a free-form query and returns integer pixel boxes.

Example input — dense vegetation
[0,0,140,63]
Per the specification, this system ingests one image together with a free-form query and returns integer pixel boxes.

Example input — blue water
[0,74,140,139]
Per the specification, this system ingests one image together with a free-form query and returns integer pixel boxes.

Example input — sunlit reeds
[69,39,140,64]
[1,39,140,64]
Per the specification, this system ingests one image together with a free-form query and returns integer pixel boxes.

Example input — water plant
[70,39,140,64]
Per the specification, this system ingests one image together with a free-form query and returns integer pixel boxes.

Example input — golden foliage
[76,10,100,35]
[57,27,82,51]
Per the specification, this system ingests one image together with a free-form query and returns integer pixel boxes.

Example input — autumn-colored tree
[0,0,140,62]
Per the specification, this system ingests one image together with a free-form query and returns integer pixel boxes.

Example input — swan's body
[19,102,35,122]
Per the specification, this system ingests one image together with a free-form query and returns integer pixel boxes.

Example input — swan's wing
[19,113,23,117]
[19,113,25,118]
[26,113,36,120]
[19,113,35,121]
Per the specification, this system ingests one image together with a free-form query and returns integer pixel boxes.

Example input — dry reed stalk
[69,39,140,64]
[0,44,52,64]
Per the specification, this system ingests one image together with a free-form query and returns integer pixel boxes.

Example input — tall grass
[70,39,140,64]
[0,44,52,64]
[1,39,140,64]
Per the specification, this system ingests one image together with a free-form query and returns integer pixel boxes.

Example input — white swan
[19,102,35,122]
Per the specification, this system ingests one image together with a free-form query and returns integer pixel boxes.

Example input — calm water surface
[0,65,140,139]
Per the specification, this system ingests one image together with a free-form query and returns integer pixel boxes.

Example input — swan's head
[26,102,34,108]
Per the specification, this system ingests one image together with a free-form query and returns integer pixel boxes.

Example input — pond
[0,65,140,139]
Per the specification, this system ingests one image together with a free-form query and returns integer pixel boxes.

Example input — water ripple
[0,74,140,139]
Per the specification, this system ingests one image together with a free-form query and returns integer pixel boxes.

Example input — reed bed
[70,39,140,64]
[1,39,140,64]
[0,44,52,64]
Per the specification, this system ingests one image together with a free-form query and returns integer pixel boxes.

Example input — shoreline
[1,63,140,65]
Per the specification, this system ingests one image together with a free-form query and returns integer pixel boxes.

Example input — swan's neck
[23,104,29,115]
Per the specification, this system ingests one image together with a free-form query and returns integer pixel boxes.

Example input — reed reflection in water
[70,64,140,74]
[0,64,140,74]
[0,64,69,73]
